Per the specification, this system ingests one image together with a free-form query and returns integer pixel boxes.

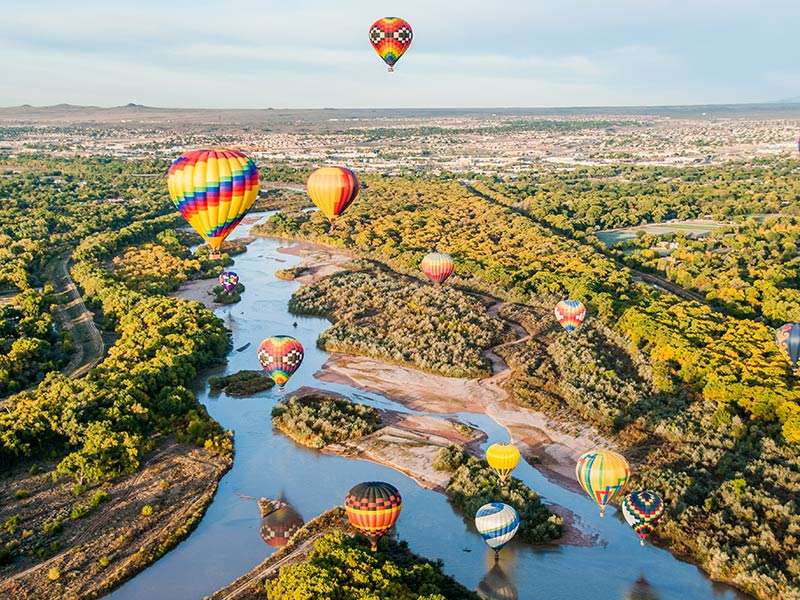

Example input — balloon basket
[388,66,394,72]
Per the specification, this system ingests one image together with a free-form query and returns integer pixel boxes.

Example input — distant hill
[2,101,800,127]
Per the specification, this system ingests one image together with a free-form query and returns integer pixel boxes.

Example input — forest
[287,260,508,377]
[0,158,232,569]
[258,172,799,599]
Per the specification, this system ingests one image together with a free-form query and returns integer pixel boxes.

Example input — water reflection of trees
[477,564,518,600]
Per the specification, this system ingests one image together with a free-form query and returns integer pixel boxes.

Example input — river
[108,217,747,600]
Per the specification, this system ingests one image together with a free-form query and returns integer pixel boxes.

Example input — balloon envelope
[345,481,402,551]
[776,323,800,366]
[555,299,587,332]
[167,149,259,252]
[260,502,304,548]
[420,252,454,285]
[485,443,520,483]
[622,490,665,544]
[218,270,239,293]
[257,336,304,388]
[306,167,359,221]
[369,17,413,70]
[575,449,630,515]
[474,502,519,552]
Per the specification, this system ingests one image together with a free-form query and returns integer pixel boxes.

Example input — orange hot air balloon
[344,481,402,551]
[306,167,360,221]
[420,252,454,285]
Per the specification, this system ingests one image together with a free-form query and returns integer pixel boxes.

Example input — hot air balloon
[776,323,800,367]
[622,491,665,546]
[420,252,454,286]
[306,167,360,222]
[344,481,402,551]
[485,444,520,484]
[257,336,304,388]
[218,270,239,294]
[260,501,304,548]
[474,502,520,560]
[167,149,259,258]
[575,449,630,517]
[369,17,413,72]
[554,299,587,333]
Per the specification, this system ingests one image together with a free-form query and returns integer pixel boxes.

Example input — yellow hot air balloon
[167,149,260,258]
[306,166,360,222]
[575,449,630,516]
[486,443,520,483]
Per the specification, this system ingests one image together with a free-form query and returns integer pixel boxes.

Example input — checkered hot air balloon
[575,449,630,517]
[260,501,304,548]
[420,252,454,285]
[257,336,304,389]
[775,322,800,367]
[345,481,402,551]
[167,149,259,258]
[485,443,520,484]
[474,502,520,560]
[218,270,239,293]
[306,167,360,222]
[369,17,413,72]
[622,490,665,546]
[554,299,587,333]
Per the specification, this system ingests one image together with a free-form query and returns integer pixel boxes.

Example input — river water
[108,218,747,600]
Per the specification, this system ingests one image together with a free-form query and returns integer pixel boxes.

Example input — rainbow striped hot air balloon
[776,323,800,367]
[345,481,402,551]
[306,167,360,222]
[167,149,259,258]
[485,443,520,484]
[555,299,587,333]
[622,490,665,546]
[474,502,520,560]
[257,336,304,389]
[576,449,630,517]
[369,17,413,72]
[420,252,455,286]
[218,270,239,293]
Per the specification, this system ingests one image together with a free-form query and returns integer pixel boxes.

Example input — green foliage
[437,447,563,544]
[0,209,231,483]
[208,370,273,396]
[264,530,479,600]
[140,504,153,517]
[46,566,60,581]
[289,262,506,377]
[272,393,381,449]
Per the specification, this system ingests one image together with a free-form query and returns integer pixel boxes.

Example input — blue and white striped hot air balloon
[474,502,520,559]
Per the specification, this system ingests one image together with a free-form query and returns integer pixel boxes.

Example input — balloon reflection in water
[260,500,304,548]
[624,576,661,600]
[477,564,518,600]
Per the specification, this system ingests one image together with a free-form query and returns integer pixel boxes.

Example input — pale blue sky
[1,0,797,108]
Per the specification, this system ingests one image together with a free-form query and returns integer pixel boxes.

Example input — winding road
[45,254,105,378]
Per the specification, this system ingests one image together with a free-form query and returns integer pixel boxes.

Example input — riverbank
[0,439,231,599]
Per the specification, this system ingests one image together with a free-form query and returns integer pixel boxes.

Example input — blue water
[108,218,747,600]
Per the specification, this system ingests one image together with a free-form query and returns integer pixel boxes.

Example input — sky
[1,0,798,109]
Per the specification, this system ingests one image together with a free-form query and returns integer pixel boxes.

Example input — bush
[46,567,60,581]
[140,504,153,517]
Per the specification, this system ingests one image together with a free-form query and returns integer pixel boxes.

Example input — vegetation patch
[289,261,507,377]
[434,446,563,544]
[264,529,479,600]
[271,392,381,449]
[209,370,273,397]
